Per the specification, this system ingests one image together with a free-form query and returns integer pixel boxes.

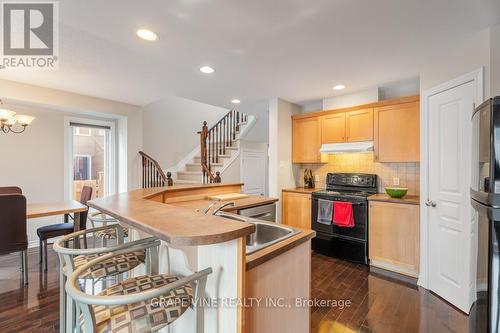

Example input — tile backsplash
[298,153,420,195]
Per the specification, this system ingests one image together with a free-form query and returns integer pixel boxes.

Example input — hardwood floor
[311,253,471,333]
[0,248,473,332]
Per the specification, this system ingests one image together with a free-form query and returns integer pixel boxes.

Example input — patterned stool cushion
[73,250,146,279]
[92,274,193,333]
[94,227,129,240]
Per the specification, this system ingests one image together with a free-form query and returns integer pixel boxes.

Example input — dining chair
[37,186,92,272]
[66,243,212,333]
[0,186,28,285]
[53,226,159,333]
[0,186,22,195]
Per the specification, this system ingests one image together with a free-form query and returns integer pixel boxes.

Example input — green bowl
[385,187,408,198]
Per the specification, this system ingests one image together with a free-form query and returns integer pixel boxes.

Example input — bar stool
[88,212,129,247]
[53,225,160,333]
[66,244,212,333]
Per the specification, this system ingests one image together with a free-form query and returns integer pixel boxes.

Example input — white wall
[323,88,380,110]
[142,96,228,170]
[491,24,500,97]
[420,28,492,98]
[378,77,420,100]
[0,79,142,247]
[234,100,269,143]
[268,98,301,222]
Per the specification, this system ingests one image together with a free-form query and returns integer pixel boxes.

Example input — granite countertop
[368,194,420,205]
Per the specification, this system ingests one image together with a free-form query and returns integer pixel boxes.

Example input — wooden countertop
[87,184,265,246]
[368,194,420,205]
[27,201,87,219]
[282,187,320,194]
[246,228,316,271]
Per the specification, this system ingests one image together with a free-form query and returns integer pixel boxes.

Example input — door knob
[425,199,437,207]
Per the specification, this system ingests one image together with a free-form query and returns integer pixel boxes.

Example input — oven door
[311,195,368,241]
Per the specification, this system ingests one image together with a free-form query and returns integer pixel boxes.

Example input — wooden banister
[139,151,172,188]
[198,110,248,184]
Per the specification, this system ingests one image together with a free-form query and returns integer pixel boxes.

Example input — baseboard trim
[369,259,419,278]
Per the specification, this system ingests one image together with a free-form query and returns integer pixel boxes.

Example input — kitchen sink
[215,212,299,254]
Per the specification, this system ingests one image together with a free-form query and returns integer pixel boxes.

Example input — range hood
[320,141,374,154]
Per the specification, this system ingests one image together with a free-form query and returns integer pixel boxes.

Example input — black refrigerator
[471,96,500,333]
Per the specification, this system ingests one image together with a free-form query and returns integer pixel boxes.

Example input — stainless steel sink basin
[215,212,299,254]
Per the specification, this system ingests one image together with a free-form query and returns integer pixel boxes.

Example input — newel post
[166,172,173,186]
[199,121,208,182]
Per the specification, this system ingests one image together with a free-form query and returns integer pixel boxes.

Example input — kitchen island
[88,183,314,333]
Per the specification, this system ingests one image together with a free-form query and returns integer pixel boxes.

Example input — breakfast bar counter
[87,183,262,246]
[87,183,314,333]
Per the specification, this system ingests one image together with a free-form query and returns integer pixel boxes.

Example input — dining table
[27,200,88,231]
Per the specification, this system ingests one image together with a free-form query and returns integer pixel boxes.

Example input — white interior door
[427,80,476,313]
[240,150,267,195]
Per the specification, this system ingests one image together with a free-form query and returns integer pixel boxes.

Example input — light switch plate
[315,174,320,182]
[393,177,400,186]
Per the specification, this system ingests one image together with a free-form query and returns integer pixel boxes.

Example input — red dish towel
[333,201,355,227]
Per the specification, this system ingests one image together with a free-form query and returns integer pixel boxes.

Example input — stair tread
[177,171,202,175]
[186,163,222,167]
[174,180,201,184]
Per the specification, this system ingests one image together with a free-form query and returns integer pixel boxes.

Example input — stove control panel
[326,173,377,188]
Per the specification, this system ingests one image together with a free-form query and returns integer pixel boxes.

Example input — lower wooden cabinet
[282,191,311,229]
[368,200,420,277]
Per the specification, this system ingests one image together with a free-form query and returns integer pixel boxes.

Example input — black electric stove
[311,173,378,264]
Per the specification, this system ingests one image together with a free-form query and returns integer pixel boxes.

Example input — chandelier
[0,101,35,134]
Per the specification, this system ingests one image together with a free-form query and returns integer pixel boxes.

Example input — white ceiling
[1,0,499,109]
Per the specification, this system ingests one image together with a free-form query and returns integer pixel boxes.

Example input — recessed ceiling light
[333,85,346,91]
[231,99,241,104]
[200,66,215,74]
[136,29,158,41]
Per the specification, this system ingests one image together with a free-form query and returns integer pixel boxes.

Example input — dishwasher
[237,203,276,222]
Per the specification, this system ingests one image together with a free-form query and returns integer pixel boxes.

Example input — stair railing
[198,110,248,184]
[139,151,173,188]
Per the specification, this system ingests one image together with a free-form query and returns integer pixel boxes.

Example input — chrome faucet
[203,201,218,214]
[213,202,235,215]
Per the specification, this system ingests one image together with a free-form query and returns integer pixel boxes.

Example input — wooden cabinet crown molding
[292,95,419,120]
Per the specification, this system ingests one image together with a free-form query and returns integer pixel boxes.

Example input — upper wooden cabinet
[346,108,373,142]
[292,117,321,163]
[374,101,420,162]
[321,113,346,143]
[321,109,373,144]
[291,95,419,164]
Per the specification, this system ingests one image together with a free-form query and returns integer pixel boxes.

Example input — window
[74,127,91,136]
[66,120,115,201]
[73,155,91,180]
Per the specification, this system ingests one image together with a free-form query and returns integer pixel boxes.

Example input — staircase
[140,110,252,187]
